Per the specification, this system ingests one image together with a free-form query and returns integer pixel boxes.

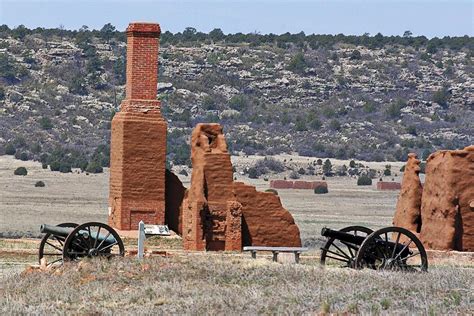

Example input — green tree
[288,52,307,74]
[323,159,332,176]
[4,143,15,155]
[384,165,391,176]
[39,117,53,130]
[432,87,450,108]
[100,23,116,43]
[350,49,362,60]
[209,28,225,41]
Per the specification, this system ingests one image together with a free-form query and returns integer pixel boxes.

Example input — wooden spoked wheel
[320,226,373,268]
[62,222,125,262]
[38,222,78,267]
[355,226,428,272]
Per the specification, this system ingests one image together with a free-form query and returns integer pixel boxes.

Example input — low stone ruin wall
[376,181,401,190]
[270,180,327,190]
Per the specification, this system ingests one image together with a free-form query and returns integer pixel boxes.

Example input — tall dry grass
[1,254,473,314]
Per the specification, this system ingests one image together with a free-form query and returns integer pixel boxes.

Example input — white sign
[144,224,170,236]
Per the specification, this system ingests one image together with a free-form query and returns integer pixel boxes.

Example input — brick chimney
[109,22,167,230]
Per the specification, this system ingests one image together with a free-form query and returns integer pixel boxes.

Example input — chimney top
[126,22,161,37]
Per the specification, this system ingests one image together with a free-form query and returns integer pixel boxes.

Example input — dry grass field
[1,155,472,314]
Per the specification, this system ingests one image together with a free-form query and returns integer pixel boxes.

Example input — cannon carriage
[38,222,125,267]
[320,225,428,272]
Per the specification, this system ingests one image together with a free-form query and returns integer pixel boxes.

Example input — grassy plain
[1,156,472,314]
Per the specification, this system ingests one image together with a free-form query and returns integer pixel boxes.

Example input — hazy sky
[1,0,472,38]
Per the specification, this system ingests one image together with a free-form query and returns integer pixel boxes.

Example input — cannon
[38,222,125,267]
[320,226,428,272]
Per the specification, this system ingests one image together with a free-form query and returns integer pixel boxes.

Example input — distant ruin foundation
[109,23,167,230]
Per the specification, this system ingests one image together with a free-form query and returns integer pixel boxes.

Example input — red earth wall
[393,147,474,251]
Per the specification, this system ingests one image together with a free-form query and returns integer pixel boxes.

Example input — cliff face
[393,146,474,251]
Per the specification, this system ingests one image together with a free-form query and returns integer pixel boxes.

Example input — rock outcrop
[377,181,401,190]
[393,147,474,251]
[393,153,422,235]
[181,123,301,250]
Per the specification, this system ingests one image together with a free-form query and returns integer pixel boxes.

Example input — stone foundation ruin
[109,22,301,250]
[393,146,474,251]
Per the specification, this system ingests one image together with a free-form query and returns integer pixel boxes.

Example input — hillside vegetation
[0,25,472,171]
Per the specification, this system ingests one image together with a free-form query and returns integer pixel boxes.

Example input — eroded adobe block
[393,153,422,237]
[181,123,301,250]
[420,146,474,251]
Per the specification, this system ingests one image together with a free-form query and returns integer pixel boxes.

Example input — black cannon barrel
[321,227,367,245]
[40,224,75,237]
[40,224,117,246]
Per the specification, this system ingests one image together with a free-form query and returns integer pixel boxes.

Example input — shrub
[314,186,329,194]
[323,159,332,176]
[350,49,362,60]
[248,167,258,179]
[384,165,392,176]
[19,152,28,161]
[4,143,15,155]
[289,170,300,179]
[357,175,372,186]
[59,163,72,173]
[265,189,278,195]
[85,161,103,173]
[35,180,45,187]
[316,159,323,165]
[50,161,60,171]
[42,163,48,169]
[288,52,307,74]
[298,167,306,175]
[39,116,53,130]
[14,166,27,176]
[349,160,356,168]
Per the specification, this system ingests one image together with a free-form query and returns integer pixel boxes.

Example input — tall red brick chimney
[109,22,167,230]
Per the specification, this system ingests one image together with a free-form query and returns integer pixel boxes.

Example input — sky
[0,0,472,38]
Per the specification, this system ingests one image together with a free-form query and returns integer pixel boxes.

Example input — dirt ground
[0,155,402,241]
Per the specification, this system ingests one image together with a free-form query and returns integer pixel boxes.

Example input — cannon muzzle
[321,227,367,245]
[40,224,74,237]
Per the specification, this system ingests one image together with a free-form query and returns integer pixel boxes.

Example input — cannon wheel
[320,225,373,268]
[354,226,428,272]
[62,222,125,262]
[38,222,78,267]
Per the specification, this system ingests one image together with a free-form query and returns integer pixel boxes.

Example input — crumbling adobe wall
[393,147,474,251]
[419,146,474,251]
[181,124,242,251]
[109,22,167,230]
[234,182,302,247]
[182,123,301,250]
[392,153,422,236]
